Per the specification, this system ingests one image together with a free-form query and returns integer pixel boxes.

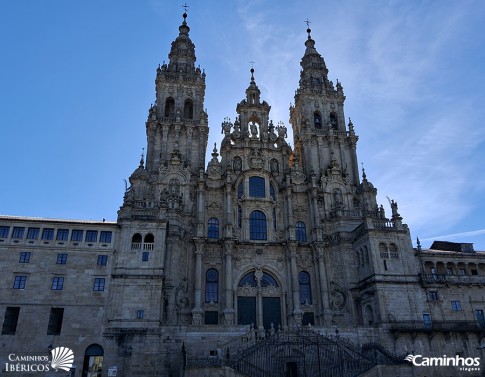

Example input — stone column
[224,173,233,238]
[254,270,265,336]
[288,242,302,326]
[161,125,169,162]
[285,181,295,240]
[223,241,235,325]
[315,243,331,325]
[192,240,204,325]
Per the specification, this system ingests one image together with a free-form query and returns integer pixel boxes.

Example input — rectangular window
[204,311,218,325]
[19,252,31,263]
[460,269,467,276]
[142,252,149,261]
[93,278,105,291]
[41,228,54,240]
[97,255,108,266]
[56,253,68,264]
[99,231,112,243]
[71,229,83,241]
[56,229,69,241]
[428,291,439,301]
[1,307,20,335]
[451,301,462,311]
[12,227,25,239]
[26,227,40,240]
[423,313,432,329]
[51,277,64,290]
[13,276,26,289]
[471,269,478,276]
[136,310,144,319]
[446,268,453,275]
[47,308,64,335]
[0,226,10,238]
[85,230,98,242]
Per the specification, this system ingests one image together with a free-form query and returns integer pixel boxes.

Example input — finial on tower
[182,3,189,20]
[139,148,145,167]
[249,61,255,81]
[361,162,367,180]
[305,18,312,38]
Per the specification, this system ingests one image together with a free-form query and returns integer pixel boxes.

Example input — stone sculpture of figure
[233,156,242,171]
[270,159,279,174]
[250,122,258,137]
[391,200,400,217]
[333,189,343,205]
[169,179,180,196]
[379,204,386,219]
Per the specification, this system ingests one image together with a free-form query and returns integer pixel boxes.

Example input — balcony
[389,320,485,333]
[419,273,485,286]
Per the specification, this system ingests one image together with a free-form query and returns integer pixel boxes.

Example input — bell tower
[145,11,208,176]
[289,24,359,186]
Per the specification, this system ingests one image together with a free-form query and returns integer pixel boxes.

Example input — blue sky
[1,1,484,250]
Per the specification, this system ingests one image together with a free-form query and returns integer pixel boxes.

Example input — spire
[245,63,261,105]
[167,8,196,72]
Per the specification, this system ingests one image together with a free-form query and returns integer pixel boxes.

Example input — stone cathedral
[2,11,485,377]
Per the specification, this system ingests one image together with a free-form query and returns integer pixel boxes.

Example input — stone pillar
[224,173,233,238]
[186,127,193,164]
[285,181,295,240]
[255,269,265,336]
[288,242,303,326]
[315,243,331,325]
[196,169,205,237]
[223,241,235,325]
[192,240,204,325]
[161,125,169,162]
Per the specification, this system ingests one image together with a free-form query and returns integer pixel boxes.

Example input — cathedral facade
[1,11,485,377]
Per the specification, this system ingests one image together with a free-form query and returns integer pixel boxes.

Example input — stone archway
[237,270,282,331]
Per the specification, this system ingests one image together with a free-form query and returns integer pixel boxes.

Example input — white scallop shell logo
[50,347,74,372]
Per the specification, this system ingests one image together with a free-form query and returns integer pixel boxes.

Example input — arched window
[131,233,142,250]
[143,233,154,250]
[164,97,175,118]
[184,99,193,119]
[314,112,322,128]
[295,221,307,242]
[238,271,278,287]
[261,272,278,287]
[249,176,265,198]
[239,272,257,287]
[250,210,267,240]
[389,243,399,259]
[299,271,312,304]
[205,269,218,303]
[207,218,219,239]
[330,112,338,129]
[379,243,388,258]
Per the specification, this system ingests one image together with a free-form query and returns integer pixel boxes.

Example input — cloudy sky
[1,1,484,250]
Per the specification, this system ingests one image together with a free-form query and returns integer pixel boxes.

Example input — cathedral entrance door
[237,270,282,329]
[262,297,281,330]
[238,297,257,327]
